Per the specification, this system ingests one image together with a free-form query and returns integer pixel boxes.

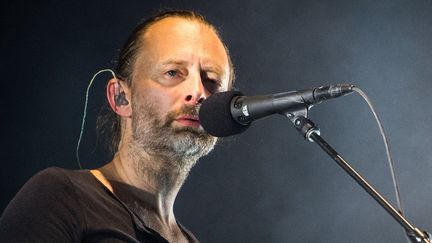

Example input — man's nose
[183,73,207,105]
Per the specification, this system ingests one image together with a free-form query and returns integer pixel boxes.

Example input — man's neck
[96,141,197,226]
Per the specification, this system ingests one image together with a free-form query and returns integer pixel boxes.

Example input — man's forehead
[141,18,228,63]
[143,17,211,40]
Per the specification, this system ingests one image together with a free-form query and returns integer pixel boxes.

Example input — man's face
[128,17,230,169]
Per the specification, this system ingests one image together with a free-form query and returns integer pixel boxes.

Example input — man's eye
[204,79,217,85]
[166,70,178,77]
[203,78,221,93]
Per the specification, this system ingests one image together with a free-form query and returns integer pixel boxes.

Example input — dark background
[2,0,432,242]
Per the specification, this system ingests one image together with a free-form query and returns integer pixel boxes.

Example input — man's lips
[174,115,201,128]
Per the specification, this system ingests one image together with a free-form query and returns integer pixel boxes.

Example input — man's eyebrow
[160,59,225,76]
[201,65,223,75]
[160,59,189,66]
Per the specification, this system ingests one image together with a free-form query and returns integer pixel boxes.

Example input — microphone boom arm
[284,110,430,243]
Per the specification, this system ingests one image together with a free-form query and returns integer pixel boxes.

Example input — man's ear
[106,78,132,117]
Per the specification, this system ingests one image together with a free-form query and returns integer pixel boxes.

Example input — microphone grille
[199,91,250,137]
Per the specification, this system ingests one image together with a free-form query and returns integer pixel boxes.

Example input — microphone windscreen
[199,91,250,137]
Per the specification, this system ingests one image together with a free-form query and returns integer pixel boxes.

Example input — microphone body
[230,84,354,125]
[199,84,354,137]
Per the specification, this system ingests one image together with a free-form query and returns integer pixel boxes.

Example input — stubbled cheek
[135,88,179,112]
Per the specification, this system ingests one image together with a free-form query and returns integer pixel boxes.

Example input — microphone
[199,84,355,137]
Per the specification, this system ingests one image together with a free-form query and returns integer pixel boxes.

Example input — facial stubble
[130,96,217,173]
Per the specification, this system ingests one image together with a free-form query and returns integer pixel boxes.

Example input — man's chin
[168,126,217,156]
[171,124,210,137]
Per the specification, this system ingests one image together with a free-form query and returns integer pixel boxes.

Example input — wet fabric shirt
[0,167,198,243]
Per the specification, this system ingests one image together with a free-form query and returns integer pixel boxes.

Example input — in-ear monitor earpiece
[114,81,129,106]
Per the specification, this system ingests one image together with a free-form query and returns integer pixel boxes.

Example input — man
[0,10,234,242]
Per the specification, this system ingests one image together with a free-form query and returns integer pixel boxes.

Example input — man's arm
[0,168,84,242]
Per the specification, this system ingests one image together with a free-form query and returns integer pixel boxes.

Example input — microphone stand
[284,109,431,243]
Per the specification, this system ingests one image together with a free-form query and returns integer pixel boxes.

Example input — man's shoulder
[30,166,74,183]
[0,167,88,241]
[26,167,110,203]
[6,167,90,209]
[0,167,138,242]
[25,167,93,193]
[31,166,87,181]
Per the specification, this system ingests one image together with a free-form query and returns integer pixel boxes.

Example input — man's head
[115,10,235,88]
[98,10,234,168]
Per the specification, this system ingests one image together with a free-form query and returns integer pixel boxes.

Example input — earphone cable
[76,69,117,169]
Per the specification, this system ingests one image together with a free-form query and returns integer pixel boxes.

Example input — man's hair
[97,9,235,156]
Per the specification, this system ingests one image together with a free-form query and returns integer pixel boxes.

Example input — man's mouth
[174,115,201,128]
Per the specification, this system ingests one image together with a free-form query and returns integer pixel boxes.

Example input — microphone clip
[283,108,320,142]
